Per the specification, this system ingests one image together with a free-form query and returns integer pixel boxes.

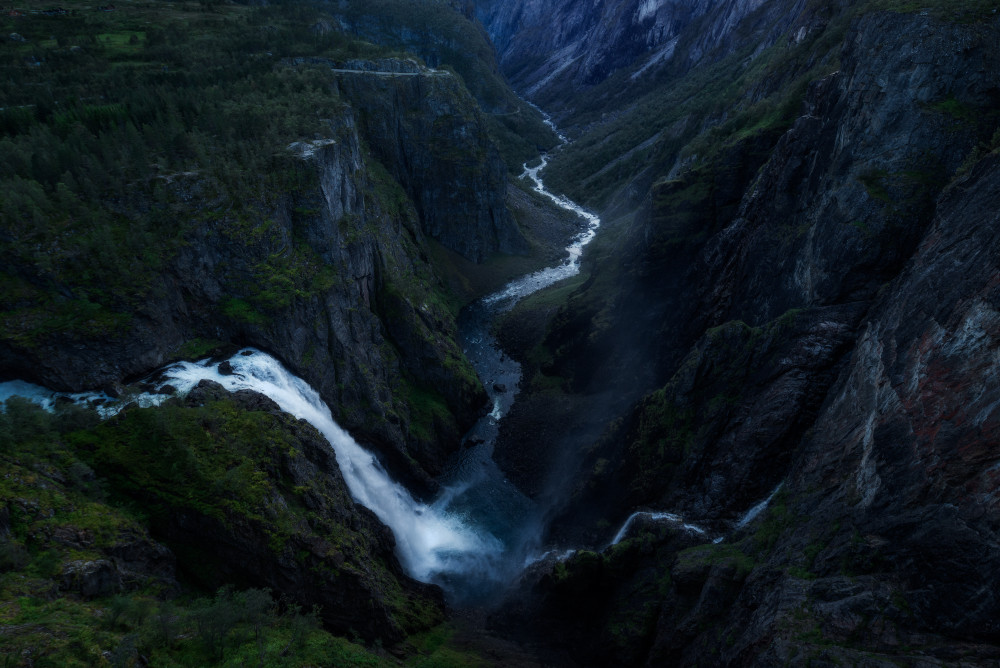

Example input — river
[0,151,602,604]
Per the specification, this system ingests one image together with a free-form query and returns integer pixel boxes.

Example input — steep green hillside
[0,0,560,489]
[0,388,496,667]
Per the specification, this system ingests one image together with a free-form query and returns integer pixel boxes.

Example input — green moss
[68,400,296,526]
[752,488,793,553]
[399,379,453,443]
[858,169,892,203]
[405,624,486,668]
[676,543,756,579]
[923,94,974,122]
[0,392,453,666]
[221,298,267,326]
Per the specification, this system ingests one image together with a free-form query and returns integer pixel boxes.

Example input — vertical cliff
[328,58,527,261]
[488,3,1000,664]
[0,0,553,490]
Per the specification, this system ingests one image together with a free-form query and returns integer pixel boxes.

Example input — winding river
[0,147,784,603]
[0,152,602,603]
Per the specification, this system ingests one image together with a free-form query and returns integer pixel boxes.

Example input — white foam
[156,350,503,583]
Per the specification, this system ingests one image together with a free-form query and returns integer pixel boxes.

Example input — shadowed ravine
[0,147,786,609]
[0,148,604,605]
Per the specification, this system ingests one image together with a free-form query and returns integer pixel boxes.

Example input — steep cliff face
[490,5,1000,664]
[329,58,527,261]
[509,5,1000,527]
[331,0,560,164]
[776,152,1000,649]
[476,0,808,115]
[0,97,488,492]
[478,0,717,94]
[497,154,1000,668]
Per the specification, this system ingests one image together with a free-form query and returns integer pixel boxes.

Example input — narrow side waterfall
[609,511,708,547]
[734,484,783,530]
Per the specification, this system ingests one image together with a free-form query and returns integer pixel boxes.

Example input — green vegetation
[751,487,793,553]
[0,0,545,349]
[675,543,756,579]
[0,0,363,344]
[399,379,453,443]
[0,0,518,458]
[406,625,487,668]
[0,393,468,666]
[331,0,558,167]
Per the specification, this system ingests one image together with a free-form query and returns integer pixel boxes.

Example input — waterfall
[604,484,785,550]
[734,484,783,530]
[0,118,607,596]
[1,351,504,586]
[156,351,504,584]
[609,511,708,546]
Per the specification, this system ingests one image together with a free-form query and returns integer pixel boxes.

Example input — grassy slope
[0,396,485,667]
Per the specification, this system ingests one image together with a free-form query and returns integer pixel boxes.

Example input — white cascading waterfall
[734,484,782,529]
[154,351,505,584]
[609,511,708,546]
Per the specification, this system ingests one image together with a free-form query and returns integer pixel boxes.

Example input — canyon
[1,0,1000,666]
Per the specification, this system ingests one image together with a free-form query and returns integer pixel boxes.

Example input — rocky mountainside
[476,0,805,119]
[4,0,1000,665]
[0,1,558,663]
[0,0,562,494]
[482,0,1000,665]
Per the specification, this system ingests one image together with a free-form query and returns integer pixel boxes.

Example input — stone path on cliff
[327,67,447,77]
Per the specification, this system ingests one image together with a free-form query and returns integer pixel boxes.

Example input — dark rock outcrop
[491,5,1000,665]
[60,559,122,598]
[0,94,491,491]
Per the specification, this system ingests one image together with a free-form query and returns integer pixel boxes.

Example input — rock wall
[476,0,807,110]
[536,7,1000,532]
[329,60,527,261]
[0,97,491,492]
[491,7,1000,664]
